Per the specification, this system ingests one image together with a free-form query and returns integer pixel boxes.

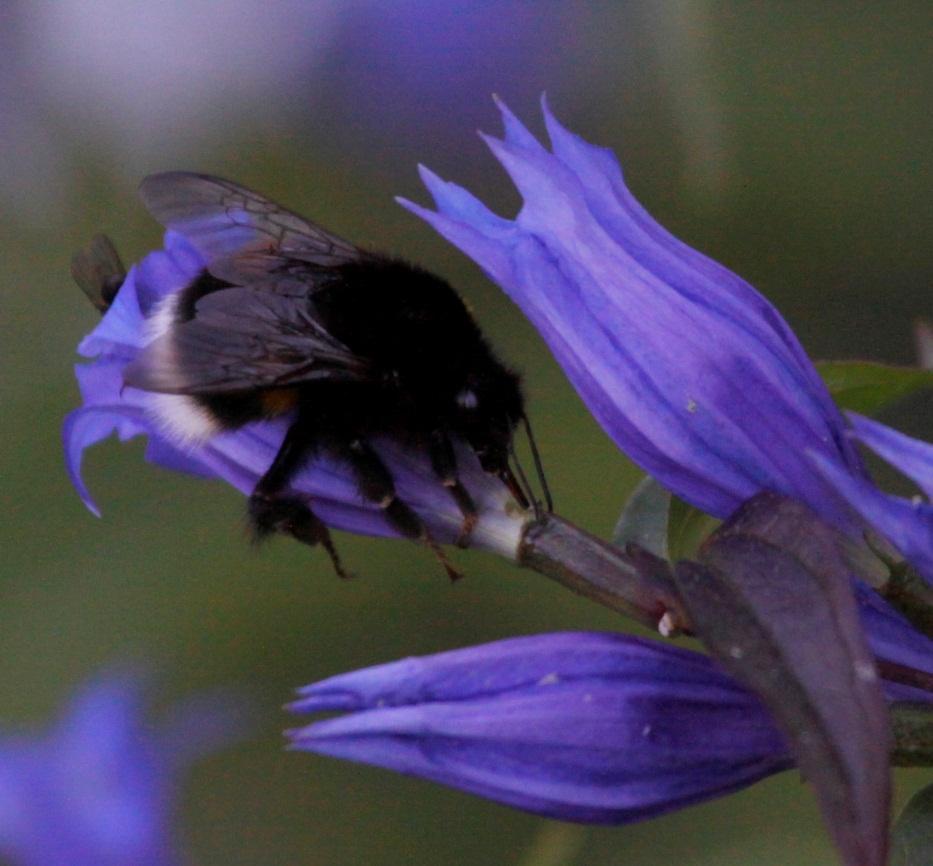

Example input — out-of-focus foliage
[1,2,930,864]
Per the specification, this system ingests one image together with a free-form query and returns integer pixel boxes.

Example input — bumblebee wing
[124,286,369,395]
[138,172,362,268]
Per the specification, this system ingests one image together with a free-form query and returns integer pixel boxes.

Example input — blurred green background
[1,2,931,864]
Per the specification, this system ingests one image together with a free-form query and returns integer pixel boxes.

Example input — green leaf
[613,477,720,562]
[667,494,720,561]
[612,476,671,559]
[817,360,933,416]
[892,782,933,866]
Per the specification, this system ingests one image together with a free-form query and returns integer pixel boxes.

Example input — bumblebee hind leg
[340,438,464,581]
[249,415,350,580]
[249,495,349,579]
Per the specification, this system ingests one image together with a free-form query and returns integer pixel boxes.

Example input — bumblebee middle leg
[339,437,463,581]
[428,429,477,547]
[248,416,349,580]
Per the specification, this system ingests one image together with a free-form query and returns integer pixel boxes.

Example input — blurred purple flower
[814,414,933,587]
[0,668,248,866]
[25,1,340,151]
[399,97,864,529]
[323,2,581,153]
[288,632,794,823]
[63,232,526,557]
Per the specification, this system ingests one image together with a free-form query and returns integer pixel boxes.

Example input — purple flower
[0,668,248,866]
[399,97,864,529]
[64,231,526,559]
[289,632,794,823]
[813,413,933,587]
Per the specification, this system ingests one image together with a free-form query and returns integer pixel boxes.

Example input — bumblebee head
[454,363,524,477]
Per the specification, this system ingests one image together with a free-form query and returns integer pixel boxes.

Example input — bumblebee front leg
[340,438,463,581]
[428,429,477,548]
[249,417,349,580]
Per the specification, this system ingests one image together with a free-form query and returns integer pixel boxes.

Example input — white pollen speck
[456,389,479,410]
[912,495,924,508]
[729,645,744,660]
[642,724,652,737]
[686,399,698,413]
[538,672,560,686]
[855,661,877,682]
[658,612,676,637]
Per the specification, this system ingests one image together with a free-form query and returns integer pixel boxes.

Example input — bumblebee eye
[456,389,479,410]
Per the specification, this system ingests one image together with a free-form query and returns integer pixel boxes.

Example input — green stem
[864,531,933,639]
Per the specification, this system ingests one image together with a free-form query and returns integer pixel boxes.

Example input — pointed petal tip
[414,162,432,180]
[287,686,365,715]
[415,162,445,191]
[62,412,104,518]
[490,92,525,125]
[396,196,435,223]
[395,195,418,212]
[491,92,513,119]
[477,129,505,153]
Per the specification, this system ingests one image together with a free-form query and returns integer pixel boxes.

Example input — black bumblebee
[73,173,550,578]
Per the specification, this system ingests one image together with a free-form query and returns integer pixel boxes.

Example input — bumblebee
[73,174,550,578]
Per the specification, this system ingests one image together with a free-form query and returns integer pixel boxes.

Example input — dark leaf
[673,493,891,866]
[892,782,933,866]
[705,491,853,589]
[817,360,933,416]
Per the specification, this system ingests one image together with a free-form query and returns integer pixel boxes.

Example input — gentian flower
[64,231,526,559]
[399,96,864,529]
[813,413,933,587]
[288,632,794,823]
[0,668,249,866]
[289,631,932,823]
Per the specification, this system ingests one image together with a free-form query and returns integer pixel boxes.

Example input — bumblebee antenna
[522,413,553,513]
[507,439,539,518]
[71,234,126,314]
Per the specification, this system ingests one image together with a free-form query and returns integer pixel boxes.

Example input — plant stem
[517,513,688,633]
